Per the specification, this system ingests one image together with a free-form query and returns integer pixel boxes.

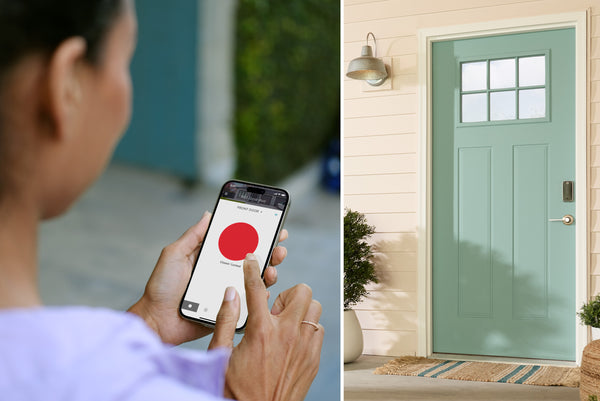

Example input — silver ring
[301,320,319,331]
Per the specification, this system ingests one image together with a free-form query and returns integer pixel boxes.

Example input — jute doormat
[374,356,580,387]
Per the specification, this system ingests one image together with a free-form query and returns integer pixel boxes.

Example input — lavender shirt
[0,307,231,400]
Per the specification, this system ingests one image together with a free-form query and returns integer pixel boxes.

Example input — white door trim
[416,12,588,364]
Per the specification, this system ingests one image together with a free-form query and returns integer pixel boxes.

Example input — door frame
[417,12,588,364]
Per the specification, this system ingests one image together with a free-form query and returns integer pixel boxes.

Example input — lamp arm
[366,32,377,57]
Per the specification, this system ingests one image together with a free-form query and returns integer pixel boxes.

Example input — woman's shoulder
[0,306,157,359]
[0,307,229,400]
[0,306,160,378]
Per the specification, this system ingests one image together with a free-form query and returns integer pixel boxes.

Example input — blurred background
[38,1,340,400]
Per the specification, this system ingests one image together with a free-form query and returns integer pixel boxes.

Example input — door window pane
[459,54,547,124]
[519,89,546,119]
[490,59,515,89]
[462,93,487,123]
[519,56,545,87]
[462,62,487,91]
[490,91,516,121]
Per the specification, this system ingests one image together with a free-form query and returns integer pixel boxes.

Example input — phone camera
[247,187,265,195]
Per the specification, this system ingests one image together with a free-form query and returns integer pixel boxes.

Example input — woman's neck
[0,194,41,308]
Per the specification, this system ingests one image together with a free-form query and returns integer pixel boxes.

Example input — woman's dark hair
[0,0,124,198]
[0,0,124,76]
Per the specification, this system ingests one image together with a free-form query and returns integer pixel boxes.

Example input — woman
[0,0,324,400]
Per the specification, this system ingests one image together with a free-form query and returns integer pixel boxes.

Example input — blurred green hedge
[235,0,340,184]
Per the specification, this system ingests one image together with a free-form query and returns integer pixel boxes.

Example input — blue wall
[114,1,199,179]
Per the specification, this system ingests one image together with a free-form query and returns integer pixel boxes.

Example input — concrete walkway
[345,355,579,401]
[39,162,340,401]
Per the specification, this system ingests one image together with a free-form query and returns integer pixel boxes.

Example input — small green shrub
[344,209,378,310]
[588,395,598,401]
[579,295,600,328]
[235,0,340,183]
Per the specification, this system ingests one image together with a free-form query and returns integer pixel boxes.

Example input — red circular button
[218,222,259,261]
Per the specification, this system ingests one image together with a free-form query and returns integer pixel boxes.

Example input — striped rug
[374,356,580,387]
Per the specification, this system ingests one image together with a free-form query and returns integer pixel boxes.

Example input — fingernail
[245,253,256,261]
[202,211,210,218]
[224,286,236,302]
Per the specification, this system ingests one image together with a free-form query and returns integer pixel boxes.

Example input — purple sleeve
[124,347,233,401]
[0,308,234,401]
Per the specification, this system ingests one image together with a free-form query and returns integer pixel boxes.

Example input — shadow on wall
[354,234,418,356]
[355,235,565,359]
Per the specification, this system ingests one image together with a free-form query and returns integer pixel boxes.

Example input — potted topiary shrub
[579,295,600,400]
[579,295,600,341]
[344,208,378,363]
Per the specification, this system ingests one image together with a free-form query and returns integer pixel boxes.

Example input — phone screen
[180,181,289,330]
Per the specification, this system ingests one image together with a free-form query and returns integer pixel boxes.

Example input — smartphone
[179,180,290,332]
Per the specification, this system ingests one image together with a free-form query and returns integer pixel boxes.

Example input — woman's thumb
[208,287,240,350]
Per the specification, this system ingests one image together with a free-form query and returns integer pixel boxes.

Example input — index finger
[243,254,270,326]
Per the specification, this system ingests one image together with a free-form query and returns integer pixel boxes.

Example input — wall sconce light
[346,32,388,87]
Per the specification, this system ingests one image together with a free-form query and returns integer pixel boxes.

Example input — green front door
[432,28,576,361]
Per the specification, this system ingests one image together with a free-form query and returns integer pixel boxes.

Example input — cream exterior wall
[344,0,600,357]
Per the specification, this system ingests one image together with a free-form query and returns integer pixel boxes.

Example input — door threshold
[430,353,577,368]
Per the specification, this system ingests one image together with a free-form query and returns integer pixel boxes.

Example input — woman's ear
[44,37,87,140]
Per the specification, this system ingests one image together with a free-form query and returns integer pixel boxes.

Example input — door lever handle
[548,215,574,225]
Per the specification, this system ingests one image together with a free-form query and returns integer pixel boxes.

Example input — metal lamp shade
[346,45,388,83]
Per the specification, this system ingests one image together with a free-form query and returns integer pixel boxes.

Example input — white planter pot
[344,309,363,363]
[592,327,600,341]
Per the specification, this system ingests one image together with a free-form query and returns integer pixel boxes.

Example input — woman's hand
[128,212,288,345]
[209,254,324,401]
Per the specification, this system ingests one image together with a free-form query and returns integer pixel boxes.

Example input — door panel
[513,145,548,319]
[432,28,575,361]
[458,147,492,318]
